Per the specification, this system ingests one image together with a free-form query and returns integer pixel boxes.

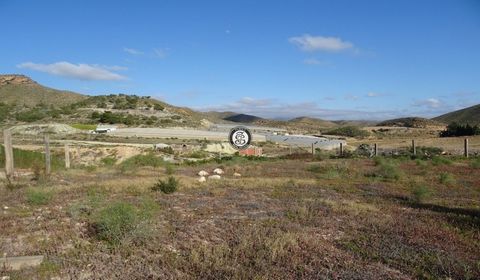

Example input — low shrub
[152,176,179,194]
[439,173,455,186]
[307,163,350,179]
[101,156,117,166]
[373,157,386,166]
[415,159,428,167]
[154,103,164,111]
[432,156,452,166]
[471,158,480,169]
[411,185,432,203]
[0,102,11,121]
[15,108,47,122]
[120,153,164,172]
[367,159,402,181]
[26,188,53,205]
[90,201,155,245]
[378,161,402,180]
[186,150,209,159]
[158,146,174,154]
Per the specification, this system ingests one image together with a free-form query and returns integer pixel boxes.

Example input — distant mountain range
[1,74,479,129]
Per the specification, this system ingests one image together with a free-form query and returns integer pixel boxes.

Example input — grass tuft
[90,199,157,246]
[26,188,53,205]
[439,172,455,186]
[151,176,179,194]
[165,164,176,175]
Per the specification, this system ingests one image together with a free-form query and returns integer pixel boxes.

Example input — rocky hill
[0,74,86,107]
[0,75,209,127]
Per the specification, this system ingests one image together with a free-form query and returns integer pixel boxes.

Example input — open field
[1,155,479,279]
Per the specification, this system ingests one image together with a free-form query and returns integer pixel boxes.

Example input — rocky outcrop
[0,74,37,86]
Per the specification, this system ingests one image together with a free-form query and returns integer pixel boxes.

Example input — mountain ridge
[433,104,480,125]
[2,74,479,129]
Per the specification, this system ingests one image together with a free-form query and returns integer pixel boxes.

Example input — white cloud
[413,98,442,109]
[196,97,399,120]
[123,47,143,55]
[98,65,128,71]
[344,94,359,101]
[237,97,272,107]
[289,34,353,52]
[153,48,168,58]
[18,61,127,81]
[303,58,324,65]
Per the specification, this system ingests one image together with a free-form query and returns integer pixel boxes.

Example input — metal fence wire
[1,131,479,179]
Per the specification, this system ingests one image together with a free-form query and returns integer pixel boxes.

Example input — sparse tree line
[440,122,480,137]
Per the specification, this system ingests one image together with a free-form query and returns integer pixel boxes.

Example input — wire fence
[1,129,479,179]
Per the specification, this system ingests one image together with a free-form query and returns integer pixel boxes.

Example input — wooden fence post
[374,143,378,157]
[339,142,344,156]
[464,138,469,158]
[64,143,70,169]
[311,143,315,156]
[3,129,14,179]
[44,134,51,175]
[412,139,416,156]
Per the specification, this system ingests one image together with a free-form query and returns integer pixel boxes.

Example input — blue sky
[1,0,480,120]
